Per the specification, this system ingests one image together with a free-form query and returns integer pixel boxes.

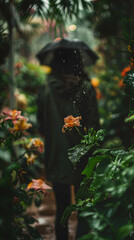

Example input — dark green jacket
[37,74,99,185]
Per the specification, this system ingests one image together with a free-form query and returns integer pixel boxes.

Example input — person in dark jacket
[37,40,99,240]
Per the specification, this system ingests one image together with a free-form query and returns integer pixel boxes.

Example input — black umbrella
[36,38,99,74]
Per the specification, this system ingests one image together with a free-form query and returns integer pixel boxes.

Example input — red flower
[27,179,51,196]
[3,109,27,124]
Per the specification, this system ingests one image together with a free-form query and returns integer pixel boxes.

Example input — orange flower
[118,79,126,88]
[91,77,100,88]
[54,37,62,42]
[3,109,27,124]
[15,62,23,75]
[19,169,27,181]
[128,45,132,53]
[95,88,103,100]
[40,65,52,74]
[130,58,134,70]
[119,65,132,87]
[27,179,51,196]
[121,66,131,77]
[25,153,37,165]
[9,119,32,132]
[27,138,44,153]
[15,62,23,69]
[62,115,82,133]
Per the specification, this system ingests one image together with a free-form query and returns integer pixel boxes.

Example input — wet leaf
[68,144,91,165]
[82,154,110,178]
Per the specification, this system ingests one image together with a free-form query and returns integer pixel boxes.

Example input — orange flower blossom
[62,115,82,133]
[27,179,51,196]
[15,62,23,75]
[91,77,100,88]
[40,65,52,74]
[95,88,103,100]
[25,153,37,165]
[119,65,131,87]
[118,79,126,88]
[128,45,132,53]
[27,138,44,153]
[15,62,23,69]
[3,109,27,124]
[121,66,131,77]
[9,119,32,132]
[19,169,27,181]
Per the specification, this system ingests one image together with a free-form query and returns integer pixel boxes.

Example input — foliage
[68,128,106,165]
[0,0,93,66]
[0,110,50,240]
[61,3,134,239]
[62,126,134,240]
[15,61,46,94]
[94,65,134,148]
[86,1,134,148]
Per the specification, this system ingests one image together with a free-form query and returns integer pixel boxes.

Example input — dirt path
[27,190,78,240]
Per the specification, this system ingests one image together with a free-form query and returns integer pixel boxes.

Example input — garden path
[27,187,78,240]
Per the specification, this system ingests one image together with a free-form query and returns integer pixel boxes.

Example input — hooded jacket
[37,73,99,185]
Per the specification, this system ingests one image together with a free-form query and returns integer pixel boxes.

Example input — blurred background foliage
[0,0,134,239]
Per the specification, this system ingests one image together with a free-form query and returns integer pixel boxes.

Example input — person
[36,38,99,240]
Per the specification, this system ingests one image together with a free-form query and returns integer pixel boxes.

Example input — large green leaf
[82,154,110,178]
[68,144,91,165]
[117,224,134,240]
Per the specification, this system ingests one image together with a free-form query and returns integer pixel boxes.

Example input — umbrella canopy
[36,38,99,74]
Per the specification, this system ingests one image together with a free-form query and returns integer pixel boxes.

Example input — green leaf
[82,154,110,178]
[117,224,134,239]
[76,178,91,201]
[93,148,111,156]
[25,216,38,225]
[77,233,94,240]
[96,129,106,141]
[68,144,91,165]
[125,114,134,122]
[34,196,41,207]
[123,72,134,95]
[61,204,77,226]
[0,149,11,163]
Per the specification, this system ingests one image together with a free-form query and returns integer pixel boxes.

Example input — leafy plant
[0,109,51,240]
[61,122,134,240]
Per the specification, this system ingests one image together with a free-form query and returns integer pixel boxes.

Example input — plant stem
[75,126,84,138]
